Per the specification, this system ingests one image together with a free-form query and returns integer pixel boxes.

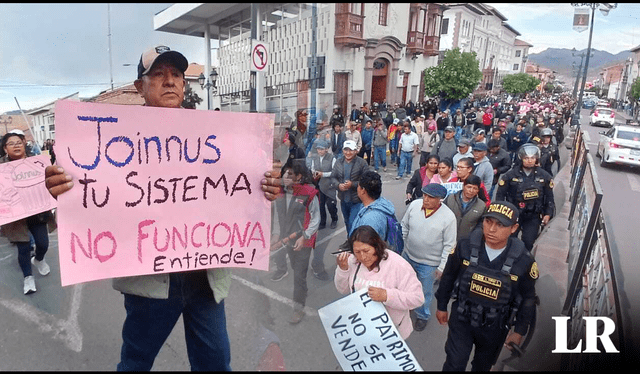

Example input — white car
[596,125,640,167]
[590,107,615,127]
[597,99,610,107]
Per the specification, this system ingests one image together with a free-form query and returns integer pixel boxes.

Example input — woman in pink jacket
[334,225,424,339]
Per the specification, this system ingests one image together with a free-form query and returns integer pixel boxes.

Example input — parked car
[582,99,597,109]
[590,107,615,127]
[596,125,640,167]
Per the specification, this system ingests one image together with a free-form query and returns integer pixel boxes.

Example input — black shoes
[414,318,428,331]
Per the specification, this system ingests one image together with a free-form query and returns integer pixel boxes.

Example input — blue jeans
[341,200,362,237]
[16,220,49,277]
[374,145,387,170]
[117,271,231,371]
[389,139,398,164]
[397,151,413,177]
[402,252,437,321]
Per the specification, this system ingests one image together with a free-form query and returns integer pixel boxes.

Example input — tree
[423,48,482,101]
[501,73,541,96]
[182,85,203,109]
[629,79,640,102]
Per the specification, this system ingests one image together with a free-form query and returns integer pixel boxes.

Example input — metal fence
[561,127,624,369]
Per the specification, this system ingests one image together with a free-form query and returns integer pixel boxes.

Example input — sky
[1,3,639,114]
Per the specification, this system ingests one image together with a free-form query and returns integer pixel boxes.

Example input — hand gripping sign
[54,100,273,286]
[319,288,423,371]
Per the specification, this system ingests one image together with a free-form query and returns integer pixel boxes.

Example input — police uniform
[329,110,345,129]
[495,166,555,251]
[435,203,538,371]
[538,142,560,175]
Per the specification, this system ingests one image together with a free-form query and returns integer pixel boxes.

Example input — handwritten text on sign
[54,100,273,286]
[318,289,422,371]
[0,155,57,226]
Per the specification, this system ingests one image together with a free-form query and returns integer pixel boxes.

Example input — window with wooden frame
[379,3,388,26]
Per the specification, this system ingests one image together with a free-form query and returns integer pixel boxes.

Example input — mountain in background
[527,48,633,84]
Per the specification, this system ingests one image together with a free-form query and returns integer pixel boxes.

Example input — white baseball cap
[343,140,358,150]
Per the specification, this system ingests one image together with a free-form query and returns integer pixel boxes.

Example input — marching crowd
[273,90,576,369]
[2,43,580,371]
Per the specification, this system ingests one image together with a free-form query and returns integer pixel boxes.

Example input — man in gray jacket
[472,142,494,195]
[443,175,486,242]
[330,140,369,236]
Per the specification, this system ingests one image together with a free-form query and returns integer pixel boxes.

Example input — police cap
[483,201,519,226]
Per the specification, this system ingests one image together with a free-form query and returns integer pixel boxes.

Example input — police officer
[435,201,538,371]
[538,128,560,175]
[496,144,555,251]
[329,104,345,129]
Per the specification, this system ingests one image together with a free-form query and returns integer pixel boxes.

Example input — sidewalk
[497,106,631,370]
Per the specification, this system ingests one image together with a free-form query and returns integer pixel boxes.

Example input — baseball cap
[458,138,471,146]
[474,129,485,136]
[444,126,455,132]
[393,118,400,124]
[137,46,188,79]
[472,142,488,151]
[343,140,358,150]
[483,201,519,226]
[421,183,448,199]
[8,129,25,135]
[315,140,329,149]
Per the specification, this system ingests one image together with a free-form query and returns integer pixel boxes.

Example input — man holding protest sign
[435,201,538,371]
[44,45,282,371]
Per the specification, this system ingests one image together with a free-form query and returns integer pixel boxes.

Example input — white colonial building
[440,3,532,93]
[153,3,447,121]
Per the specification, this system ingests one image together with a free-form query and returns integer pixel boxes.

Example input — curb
[497,150,574,371]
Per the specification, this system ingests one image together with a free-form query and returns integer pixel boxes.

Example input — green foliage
[182,85,203,109]
[501,73,541,95]
[630,79,640,101]
[423,48,482,100]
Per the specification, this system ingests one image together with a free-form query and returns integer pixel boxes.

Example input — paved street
[2,112,638,370]
[0,154,455,371]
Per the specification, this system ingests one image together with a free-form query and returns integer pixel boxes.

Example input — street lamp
[571,3,617,124]
[199,68,218,110]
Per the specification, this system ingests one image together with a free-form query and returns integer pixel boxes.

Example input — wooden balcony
[407,30,426,55]
[334,12,365,48]
[424,35,440,56]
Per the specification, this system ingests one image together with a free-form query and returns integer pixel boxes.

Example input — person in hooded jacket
[349,171,396,239]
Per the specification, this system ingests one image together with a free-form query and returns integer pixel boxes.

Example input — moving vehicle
[590,107,615,127]
[596,125,640,167]
[597,99,610,107]
[582,98,597,109]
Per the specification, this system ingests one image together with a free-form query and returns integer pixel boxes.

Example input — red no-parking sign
[251,40,268,72]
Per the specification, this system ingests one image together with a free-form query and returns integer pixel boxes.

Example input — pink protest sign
[0,155,57,226]
[54,100,274,286]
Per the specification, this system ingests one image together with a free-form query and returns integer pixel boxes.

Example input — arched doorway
[371,58,389,105]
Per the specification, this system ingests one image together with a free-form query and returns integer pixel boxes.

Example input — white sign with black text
[318,288,423,371]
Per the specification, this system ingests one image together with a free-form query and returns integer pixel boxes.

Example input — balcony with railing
[424,35,440,56]
[334,3,365,48]
[407,31,426,55]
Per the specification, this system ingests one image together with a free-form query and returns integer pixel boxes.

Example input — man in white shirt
[344,120,362,153]
[395,121,420,180]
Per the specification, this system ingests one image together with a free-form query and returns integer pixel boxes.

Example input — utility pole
[571,3,617,123]
[108,4,114,91]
